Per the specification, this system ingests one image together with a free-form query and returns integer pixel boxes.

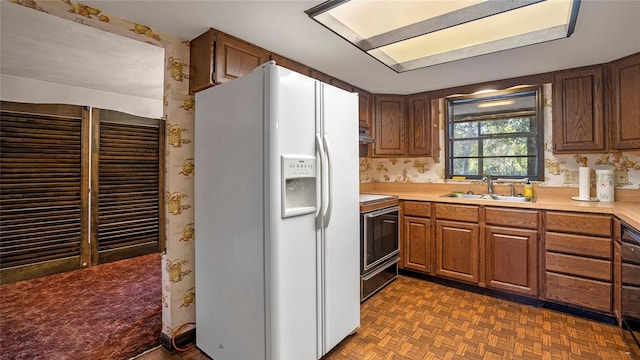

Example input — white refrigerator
[194,62,360,360]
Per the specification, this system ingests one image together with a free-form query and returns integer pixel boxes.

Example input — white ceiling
[4,1,640,96]
[0,1,164,100]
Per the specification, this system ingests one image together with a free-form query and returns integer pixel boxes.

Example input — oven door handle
[362,257,399,281]
[363,206,400,219]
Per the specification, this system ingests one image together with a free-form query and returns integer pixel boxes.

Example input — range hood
[359,128,375,144]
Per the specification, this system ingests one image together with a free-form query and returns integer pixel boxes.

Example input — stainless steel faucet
[482,174,494,195]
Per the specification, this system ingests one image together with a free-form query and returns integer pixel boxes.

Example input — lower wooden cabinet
[485,226,539,296]
[544,211,613,314]
[403,216,431,273]
[397,203,627,317]
[401,201,432,273]
[435,220,479,284]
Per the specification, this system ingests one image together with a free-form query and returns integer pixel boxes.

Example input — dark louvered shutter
[91,109,165,264]
[0,102,89,284]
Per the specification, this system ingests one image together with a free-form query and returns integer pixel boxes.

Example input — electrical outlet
[563,171,579,185]
[615,170,628,186]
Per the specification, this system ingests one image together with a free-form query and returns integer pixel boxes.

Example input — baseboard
[159,327,196,352]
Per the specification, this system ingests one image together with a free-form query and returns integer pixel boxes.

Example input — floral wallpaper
[7,0,196,341]
[361,84,640,190]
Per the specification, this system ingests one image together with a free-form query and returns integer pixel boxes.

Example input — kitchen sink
[440,193,535,203]
[489,195,535,203]
[439,193,486,199]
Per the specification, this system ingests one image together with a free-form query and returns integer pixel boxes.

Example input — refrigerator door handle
[322,134,333,228]
[316,133,327,229]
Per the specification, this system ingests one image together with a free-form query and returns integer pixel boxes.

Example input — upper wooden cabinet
[609,52,640,150]
[355,88,372,130]
[373,95,406,156]
[214,32,270,85]
[407,93,438,156]
[189,29,270,93]
[189,30,215,93]
[270,53,312,77]
[552,65,606,153]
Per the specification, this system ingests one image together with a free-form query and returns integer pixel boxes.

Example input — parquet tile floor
[134,275,636,360]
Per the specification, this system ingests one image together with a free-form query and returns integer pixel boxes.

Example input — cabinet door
[609,52,640,150]
[552,65,605,153]
[407,93,436,156]
[215,32,270,84]
[189,29,215,93]
[486,226,538,296]
[270,53,311,76]
[403,216,431,273]
[435,220,479,284]
[355,88,372,130]
[373,95,406,156]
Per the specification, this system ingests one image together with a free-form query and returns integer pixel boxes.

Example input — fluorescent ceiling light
[306,0,581,73]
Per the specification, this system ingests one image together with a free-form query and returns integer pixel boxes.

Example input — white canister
[595,169,615,202]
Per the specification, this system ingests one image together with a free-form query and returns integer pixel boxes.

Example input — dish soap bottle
[524,180,534,197]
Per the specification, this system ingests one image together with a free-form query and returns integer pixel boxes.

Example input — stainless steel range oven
[359,194,400,301]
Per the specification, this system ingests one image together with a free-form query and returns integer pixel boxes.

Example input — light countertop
[360,182,640,230]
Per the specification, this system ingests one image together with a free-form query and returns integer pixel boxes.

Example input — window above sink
[444,86,544,181]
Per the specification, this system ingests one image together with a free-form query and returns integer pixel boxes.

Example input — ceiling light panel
[306,0,581,72]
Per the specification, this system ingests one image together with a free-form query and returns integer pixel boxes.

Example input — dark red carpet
[0,253,162,360]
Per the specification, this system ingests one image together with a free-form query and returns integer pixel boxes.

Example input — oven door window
[364,208,399,272]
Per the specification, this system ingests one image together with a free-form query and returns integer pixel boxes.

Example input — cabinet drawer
[622,263,640,286]
[435,203,478,222]
[545,232,612,259]
[546,252,612,281]
[546,272,611,313]
[485,207,539,229]
[622,241,640,265]
[404,201,430,217]
[546,211,611,237]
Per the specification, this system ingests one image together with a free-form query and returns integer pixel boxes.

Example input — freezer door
[266,64,321,359]
[320,83,360,355]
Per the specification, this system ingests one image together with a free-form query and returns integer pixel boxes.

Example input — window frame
[444,86,544,181]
